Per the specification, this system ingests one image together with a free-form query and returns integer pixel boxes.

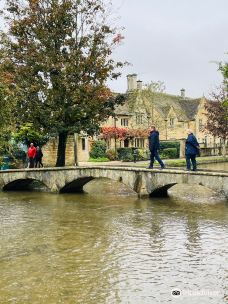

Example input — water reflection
[0,178,227,303]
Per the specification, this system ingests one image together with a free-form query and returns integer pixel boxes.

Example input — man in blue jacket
[185,129,200,171]
[148,125,165,169]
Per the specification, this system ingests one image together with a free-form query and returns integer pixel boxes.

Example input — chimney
[137,80,143,90]
[127,74,137,91]
[180,88,185,98]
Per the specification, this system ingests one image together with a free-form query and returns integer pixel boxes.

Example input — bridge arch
[3,178,49,192]
[150,183,177,197]
[60,176,95,193]
[59,175,138,195]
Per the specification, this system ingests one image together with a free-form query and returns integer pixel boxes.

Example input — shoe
[192,169,197,171]
[147,166,153,169]
[160,165,166,170]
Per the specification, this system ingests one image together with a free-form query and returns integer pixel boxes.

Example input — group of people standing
[27,143,43,168]
[148,125,200,171]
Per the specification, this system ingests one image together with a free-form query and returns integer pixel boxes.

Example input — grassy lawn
[155,156,228,167]
[86,155,227,167]
[88,157,110,162]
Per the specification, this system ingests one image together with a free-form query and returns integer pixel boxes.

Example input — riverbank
[80,155,228,168]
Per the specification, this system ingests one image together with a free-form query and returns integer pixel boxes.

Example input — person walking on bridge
[35,146,44,168]
[185,129,200,171]
[27,143,36,168]
[148,125,165,169]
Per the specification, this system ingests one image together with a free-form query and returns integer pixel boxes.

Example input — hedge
[117,148,149,161]
[117,148,134,161]
[160,148,178,159]
[90,140,107,159]
[159,141,180,156]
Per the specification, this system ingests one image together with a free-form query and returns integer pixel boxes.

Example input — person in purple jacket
[185,129,200,171]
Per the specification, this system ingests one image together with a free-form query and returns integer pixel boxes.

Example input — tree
[205,59,228,154]
[219,60,228,114]
[13,122,48,147]
[0,78,16,159]
[0,0,125,166]
[205,86,228,148]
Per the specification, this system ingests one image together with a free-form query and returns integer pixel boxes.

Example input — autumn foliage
[205,87,228,140]
[101,127,149,140]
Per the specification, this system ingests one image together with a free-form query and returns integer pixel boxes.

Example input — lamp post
[73,133,79,166]
[147,113,151,128]
[114,117,118,155]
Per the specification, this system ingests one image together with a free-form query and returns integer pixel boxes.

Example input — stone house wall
[42,135,89,166]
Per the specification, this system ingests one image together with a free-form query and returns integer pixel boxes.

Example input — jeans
[150,150,164,168]
[186,154,197,170]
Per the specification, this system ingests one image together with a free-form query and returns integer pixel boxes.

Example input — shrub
[160,148,178,159]
[121,152,134,162]
[160,141,180,156]
[117,148,133,161]
[106,149,117,160]
[90,140,107,159]
[137,148,150,160]
[117,147,149,161]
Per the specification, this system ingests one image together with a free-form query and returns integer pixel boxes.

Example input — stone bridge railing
[0,166,228,198]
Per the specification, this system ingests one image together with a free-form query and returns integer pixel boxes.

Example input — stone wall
[42,135,89,166]
[1,166,228,198]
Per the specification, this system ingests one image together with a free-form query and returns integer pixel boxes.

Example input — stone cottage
[42,74,222,165]
[101,74,221,151]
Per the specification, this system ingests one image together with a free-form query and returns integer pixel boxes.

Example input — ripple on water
[0,187,227,304]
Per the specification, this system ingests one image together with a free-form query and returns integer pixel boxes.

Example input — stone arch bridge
[0,166,228,198]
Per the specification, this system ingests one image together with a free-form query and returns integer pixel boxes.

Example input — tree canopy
[0,0,125,166]
[205,58,228,141]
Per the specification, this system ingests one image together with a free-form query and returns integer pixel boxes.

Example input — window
[135,138,144,148]
[121,118,129,126]
[82,138,86,150]
[199,119,203,131]
[136,113,143,124]
[169,118,175,127]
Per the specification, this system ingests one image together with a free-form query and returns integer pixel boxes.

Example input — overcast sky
[109,0,228,97]
[0,0,227,98]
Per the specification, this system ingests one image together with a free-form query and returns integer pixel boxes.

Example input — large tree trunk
[56,131,68,167]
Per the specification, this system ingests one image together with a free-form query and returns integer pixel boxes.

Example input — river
[0,163,227,303]
[198,161,228,171]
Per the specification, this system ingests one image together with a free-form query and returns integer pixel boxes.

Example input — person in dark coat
[185,129,200,171]
[148,125,165,169]
[35,146,43,168]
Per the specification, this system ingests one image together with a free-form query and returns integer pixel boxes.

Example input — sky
[0,0,227,98]
[108,0,228,97]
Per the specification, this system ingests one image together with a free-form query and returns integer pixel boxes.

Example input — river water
[0,163,227,304]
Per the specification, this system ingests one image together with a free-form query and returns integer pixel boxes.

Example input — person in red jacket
[27,143,36,168]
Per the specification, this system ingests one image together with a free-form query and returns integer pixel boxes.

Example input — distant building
[101,74,221,150]
[42,74,223,166]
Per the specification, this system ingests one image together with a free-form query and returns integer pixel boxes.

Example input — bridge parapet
[0,166,227,198]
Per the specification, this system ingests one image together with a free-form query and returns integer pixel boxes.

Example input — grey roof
[114,91,202,121]
[177,99,201,120]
